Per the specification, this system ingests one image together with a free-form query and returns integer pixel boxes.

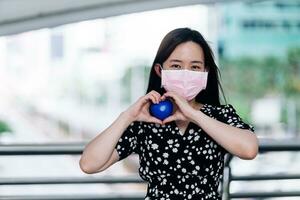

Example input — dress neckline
[171,103,207,137]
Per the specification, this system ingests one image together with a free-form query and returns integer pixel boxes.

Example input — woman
[79,27,259,199]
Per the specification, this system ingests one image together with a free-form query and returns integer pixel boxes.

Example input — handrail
[0,194,146,200]
[257,138,300,152]
[1,138,299,155]
[0,142,85,155]
[231,173,300,181]
[0,138,300,199]
[0,176,145,185]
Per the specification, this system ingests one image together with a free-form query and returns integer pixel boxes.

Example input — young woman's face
[163,41,206,72]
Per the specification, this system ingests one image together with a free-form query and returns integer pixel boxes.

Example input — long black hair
[146,27,226,106]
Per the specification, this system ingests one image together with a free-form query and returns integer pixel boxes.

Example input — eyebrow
[169,59,204,64]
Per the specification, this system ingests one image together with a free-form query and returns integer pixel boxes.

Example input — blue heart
[149,99,173,121]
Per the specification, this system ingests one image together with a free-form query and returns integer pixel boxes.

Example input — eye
[191,65,201,70]
[170,64,181,69]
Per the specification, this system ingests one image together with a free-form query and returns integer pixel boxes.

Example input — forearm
[79,111,134,173]
[189,110,258,160]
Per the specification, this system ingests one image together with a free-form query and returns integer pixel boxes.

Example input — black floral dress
[114,104,255,200]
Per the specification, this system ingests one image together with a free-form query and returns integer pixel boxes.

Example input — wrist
[188,109,202,124]
[120,110,135,124]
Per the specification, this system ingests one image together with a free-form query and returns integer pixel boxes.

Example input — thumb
[146,116,163,125]
[162,115,177,125]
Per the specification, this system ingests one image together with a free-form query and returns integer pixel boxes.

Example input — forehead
[167,41,204,62]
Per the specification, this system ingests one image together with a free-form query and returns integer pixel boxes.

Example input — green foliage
[285,47,300,95]
[220,46,300,97]
[0,120,12,134]
[219,46,300,121]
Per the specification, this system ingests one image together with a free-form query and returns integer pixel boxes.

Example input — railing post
[222,154,233,200]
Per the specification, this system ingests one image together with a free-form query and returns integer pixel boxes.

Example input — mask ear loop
[158,64,164,88]
[158,64,163,71]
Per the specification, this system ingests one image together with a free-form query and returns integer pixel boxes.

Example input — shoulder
[204,103,236,114]
[203,103,241,121]
[215,104,236,113]
[207,103,255,132]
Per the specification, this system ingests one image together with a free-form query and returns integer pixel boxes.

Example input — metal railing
[0,139,300,199]
[222,138,300,199]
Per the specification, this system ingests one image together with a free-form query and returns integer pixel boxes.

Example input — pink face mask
[160,64,208,101]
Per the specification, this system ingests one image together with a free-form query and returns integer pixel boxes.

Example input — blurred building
[218,0,300,58]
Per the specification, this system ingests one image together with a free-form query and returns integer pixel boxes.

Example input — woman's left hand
[160,91,195,124]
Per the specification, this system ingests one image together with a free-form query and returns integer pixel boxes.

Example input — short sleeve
[216,104,255,132]
[114,121,140,161]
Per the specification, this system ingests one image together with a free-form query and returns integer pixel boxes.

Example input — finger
[152,91,162,102]
[162,115,177,125]
[162,94,176,106]
[150,93,159,104]
[160,95,166,101]
[147,117,163,125]
[150,90,161,96]
[137,96,147,104]
[161,95,173,102]
[150,90,160,96]
[139,95,152,104]
[153,92,161,103]
[134,97,147,111]
[149,90,161,103]
[145,94,157,104]
[141,100,151,110]
[162,92,176,101]
[163,91,186,106]
[150,91,160,103]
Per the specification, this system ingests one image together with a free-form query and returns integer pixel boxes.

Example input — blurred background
[0,0,299,199]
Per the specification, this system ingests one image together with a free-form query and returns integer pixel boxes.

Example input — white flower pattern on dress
[114,104,255,199]
[151,143,158,150]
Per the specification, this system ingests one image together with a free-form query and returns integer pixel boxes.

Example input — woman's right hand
[124,90,163,124]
